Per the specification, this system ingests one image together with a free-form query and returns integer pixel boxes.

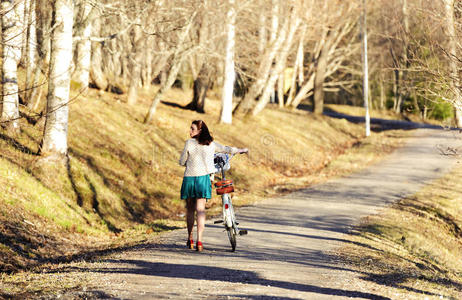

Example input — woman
[179,120,248,252]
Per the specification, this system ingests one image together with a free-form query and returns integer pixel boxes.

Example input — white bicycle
[213,153,247,252]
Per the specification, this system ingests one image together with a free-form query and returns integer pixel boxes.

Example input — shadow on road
[59,259,391,299]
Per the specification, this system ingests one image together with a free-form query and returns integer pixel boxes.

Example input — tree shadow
[296,104,446,132]
[0,132,38,155]
[65,158,121,233]
[322,108,444,132]
[52,259,391,299]
[67,145,170,224]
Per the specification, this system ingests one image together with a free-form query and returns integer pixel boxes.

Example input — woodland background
[1,0,462,156]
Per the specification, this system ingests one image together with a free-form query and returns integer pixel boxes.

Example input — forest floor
[1,127,460,299]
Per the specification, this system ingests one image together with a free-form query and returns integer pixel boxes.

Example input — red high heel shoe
[187,239,194,250]
[196,241,203,252]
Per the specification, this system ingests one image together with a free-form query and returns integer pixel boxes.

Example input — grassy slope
[0,85,408,274]
[335,163,462,299]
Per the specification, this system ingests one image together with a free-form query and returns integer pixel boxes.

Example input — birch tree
[443,0,462,127]
[23,0,38,104]
[41,0,74,157]
[73,0,93,91]
[251,4,300,116]
[143,11,197,123]
[1,0,24,134]
[27,0,52,111]
[220,0,236,124]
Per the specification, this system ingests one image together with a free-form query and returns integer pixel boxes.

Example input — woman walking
[179,120,248,251]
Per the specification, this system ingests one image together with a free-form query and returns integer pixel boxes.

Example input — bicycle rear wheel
[227,226,236,251]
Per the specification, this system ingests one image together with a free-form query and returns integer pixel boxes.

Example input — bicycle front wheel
[227,226,236,251]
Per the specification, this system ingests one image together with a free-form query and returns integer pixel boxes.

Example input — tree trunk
[127,26,143,105]
[142,37,153,88]
[270,0,279,44]
[379,76,385,110]
[251,13,300,116]
[286,27,305,107]
[220,0,236,124]
[277,73,284,108]
[187,66,210,113]
[27,0,51,110]
[24,0,37,104]
[1,0,23,134]
[89,16,108,91]
[392,69,399,111]
[395,70,404,113]
[290,74,315,108]
[313,46,328,114]
[443,0,462,127]
[74,0,93,91]
[41,0,74,157]
[258,1,266,55]
[233,17,290,116]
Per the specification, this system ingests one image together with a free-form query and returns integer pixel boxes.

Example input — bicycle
[213,152,248,252]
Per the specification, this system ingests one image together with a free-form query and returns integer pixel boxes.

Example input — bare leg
[186,198,195,240]
[196,198,206,242]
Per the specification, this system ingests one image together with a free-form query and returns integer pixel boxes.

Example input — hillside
[0,86,406,273]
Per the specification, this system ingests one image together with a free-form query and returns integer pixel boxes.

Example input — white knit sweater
[179,138,239,177]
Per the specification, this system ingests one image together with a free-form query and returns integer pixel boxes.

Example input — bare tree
[220,0,236,123]
[73,0,94,91]
[443,0,462,126]
[1,0,24,134]
[41,0,74,158]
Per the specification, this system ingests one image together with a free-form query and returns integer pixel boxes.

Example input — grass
[0,83,414,296]
[334,161,462,299]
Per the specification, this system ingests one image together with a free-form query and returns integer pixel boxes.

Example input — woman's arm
[214,141,248,154]
[179,140,189,166]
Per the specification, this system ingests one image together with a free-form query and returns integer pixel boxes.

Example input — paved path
[61,128,460,299]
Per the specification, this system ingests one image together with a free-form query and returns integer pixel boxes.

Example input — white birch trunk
[74,0,92,90]
[362,0,370,136]
[127,26,143,105]
[286,26,305,107]
[277,73,284,107]
[24,0,37,102]
[220,0,236,124]
[233,17,290,115]
[1,0,23,133]
[443,0,462,127]
[41,0,74,156]
[89,16,108,90]
[270,0,279,44]
[26,0,36,70]
[17,0,26,65]
[258,2,266,55]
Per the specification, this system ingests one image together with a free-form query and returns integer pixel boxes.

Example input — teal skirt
[181,175,212,200]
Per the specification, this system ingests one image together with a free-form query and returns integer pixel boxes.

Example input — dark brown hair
[192,120,213,145]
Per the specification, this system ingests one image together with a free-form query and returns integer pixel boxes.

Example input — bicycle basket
[213,153,230,173]
[214,179,234,195]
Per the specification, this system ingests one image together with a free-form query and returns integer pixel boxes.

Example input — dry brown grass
[335,163,462,299]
